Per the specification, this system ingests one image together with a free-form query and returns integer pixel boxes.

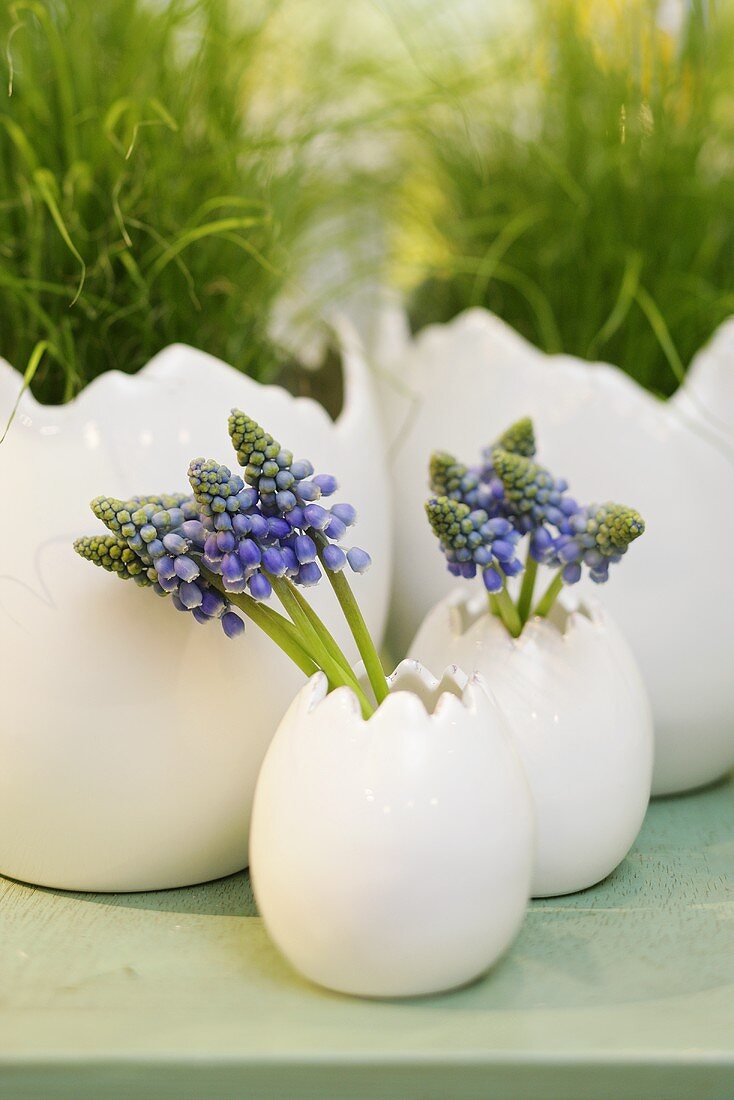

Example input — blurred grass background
[393,0,734,396]
[0,0,392,405]
[1,0,733,405]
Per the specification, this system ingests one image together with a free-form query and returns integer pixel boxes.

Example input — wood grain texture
[1,775,733,1100]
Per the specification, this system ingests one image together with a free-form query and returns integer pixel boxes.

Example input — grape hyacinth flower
[74,411,385,718]
[425,497,524,634]
[424,416,645,637]
[536,502,646,612]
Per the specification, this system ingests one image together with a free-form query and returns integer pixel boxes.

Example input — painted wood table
[1,775,733,1100]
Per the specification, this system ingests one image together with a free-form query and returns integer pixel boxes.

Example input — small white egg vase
[0,327,391,891]
[250,661,534,998]
[409,590,653,897]
[376,306,734,795]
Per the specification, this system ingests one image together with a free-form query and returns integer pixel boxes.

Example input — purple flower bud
[236,488,258,510]
[171,594,186,612]
[232,514,251,536]
[322,543,346,572]
[222,553,244,583]
[248,514,268,539]
[330,502,356,526]
[482,566,503,593]
[290,459,314,480]
[491,539,515,562]
[276,470,295,489]
[303,503,329,530]
[295,480,320,503]
[147,539,165,559]
[216,531,235,553]
[460,562,477,579]
[313,473,338,496]
[297,561,322,586]
[295,534,317,564]
[346,547,371,574]
[324,515,346,541]
[157,573,179,592]
[222,611,245,638]
[249,572,272,600]
[204,534,222,562]
[163,532,187,555]
[501,557,523,577]
[281,546,298,573]
[558,540,580,564]
[238,539,261,567]
[532,526,553,553]
[288,506,305,527]
[267,517,291,539]
[562,562,582,585]
[192,607,210,625]
[486,517,512,538]
[179,520,206,546]
[174,556,200,582]
[201,590,225,618]
[262,547,286,576]
[276,490,297,512]
[222,575,248,594]
[214,513,233,532]
[156,555,177,581]
[179,580,203,609]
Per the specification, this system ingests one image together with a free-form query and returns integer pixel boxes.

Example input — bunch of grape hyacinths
[74,412,385,718]
[425,417,646,638]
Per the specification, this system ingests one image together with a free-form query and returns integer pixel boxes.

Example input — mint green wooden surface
[1,776,733,1100]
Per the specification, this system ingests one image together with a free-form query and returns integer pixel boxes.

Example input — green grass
[392,0,734,397]
[0,0,376,404]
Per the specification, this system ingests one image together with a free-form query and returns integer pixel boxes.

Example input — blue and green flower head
[73,534,150,583]
[491,448,576,532]
[76,410,372,641]
[425,415,645,635]
[426,495,522,592]
[75,409,385,716]
[492,416,536,458]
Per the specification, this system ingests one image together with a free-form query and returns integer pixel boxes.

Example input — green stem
[224,591,319,678]
[517,551,539,625]
[283,577,355,682]
[533,570,565,619]
[269,575,373,718]
[312,532,388,705]
[488,593,501,618]
[495,584,523,639]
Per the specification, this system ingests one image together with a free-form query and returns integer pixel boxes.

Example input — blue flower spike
[75,409,384,715]
[424,416,645,635]
[493,416,536,458]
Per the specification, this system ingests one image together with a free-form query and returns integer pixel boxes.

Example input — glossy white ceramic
[250,660,534,997]
[410,591,653,896]
[377,307,734,795]
[0,329,391,891]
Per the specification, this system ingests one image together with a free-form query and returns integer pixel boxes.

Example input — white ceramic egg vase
[375,306,734,796]
[409,590,653,897]
[250,660,534,998]
[0,326,391,892]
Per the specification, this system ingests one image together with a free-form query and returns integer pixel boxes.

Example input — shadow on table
[4,870,258,917]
